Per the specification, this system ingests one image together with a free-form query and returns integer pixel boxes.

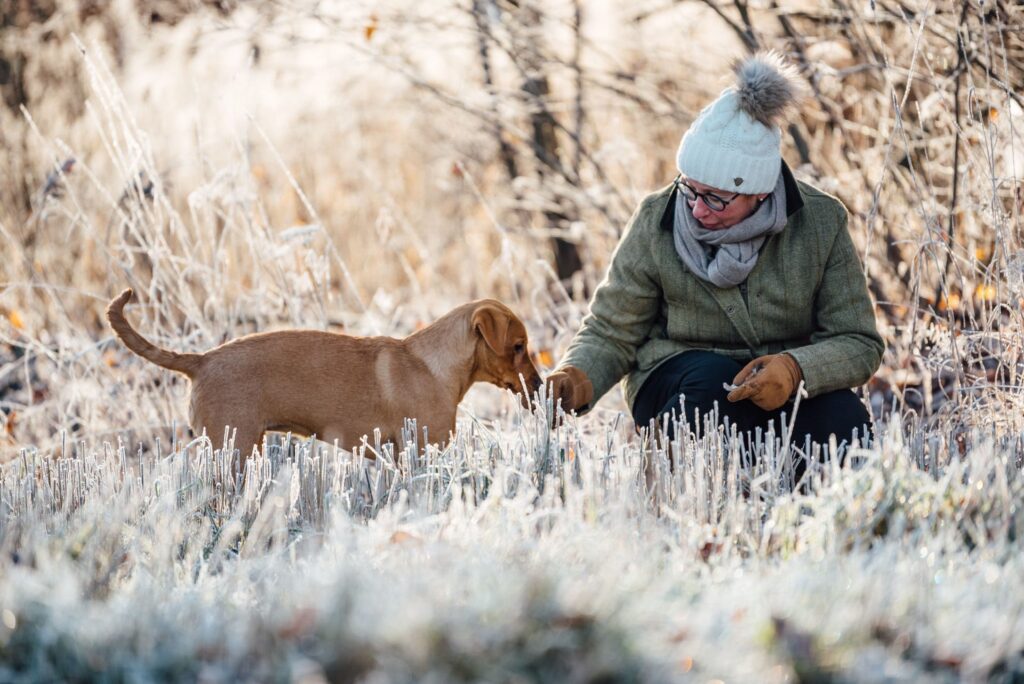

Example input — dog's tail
[107,288,202,377]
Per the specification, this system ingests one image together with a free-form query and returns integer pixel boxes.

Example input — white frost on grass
[1,409,1022,682]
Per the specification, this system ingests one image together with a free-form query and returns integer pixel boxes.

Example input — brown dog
[107,289,542,457]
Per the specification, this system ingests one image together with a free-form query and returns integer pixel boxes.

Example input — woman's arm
[785,208,884,397]
[559,199,664,410]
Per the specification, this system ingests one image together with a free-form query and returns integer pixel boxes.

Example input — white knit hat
[676,51,804,195]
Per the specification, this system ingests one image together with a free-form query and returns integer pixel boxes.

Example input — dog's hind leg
[194,411,265,463]
[229,425,265,461]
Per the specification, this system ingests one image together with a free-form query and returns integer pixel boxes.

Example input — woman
[548,52,883,455]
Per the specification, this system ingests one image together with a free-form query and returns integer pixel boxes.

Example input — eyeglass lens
[677,178,727,211]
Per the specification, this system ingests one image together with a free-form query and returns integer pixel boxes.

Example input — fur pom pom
[733,51,804,127]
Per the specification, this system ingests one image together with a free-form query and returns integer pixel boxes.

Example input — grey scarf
[672,172,788,288]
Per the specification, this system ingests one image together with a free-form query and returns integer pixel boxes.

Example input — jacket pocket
[663,274,737,346]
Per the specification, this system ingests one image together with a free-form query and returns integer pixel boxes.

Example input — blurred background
[1,0,1022,455]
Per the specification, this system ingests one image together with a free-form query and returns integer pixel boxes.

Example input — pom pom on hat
[676,50,805,194]
[733,51,804,127]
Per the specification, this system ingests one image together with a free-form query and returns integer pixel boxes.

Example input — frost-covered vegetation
[3,414,1024,681]
[1,0,1023,680]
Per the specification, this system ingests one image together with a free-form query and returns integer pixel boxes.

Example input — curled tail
[106,288,202,377]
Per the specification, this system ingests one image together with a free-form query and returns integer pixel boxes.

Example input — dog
[107,289,543,457]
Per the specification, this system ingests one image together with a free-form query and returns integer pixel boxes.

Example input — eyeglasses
[674,175,739,212]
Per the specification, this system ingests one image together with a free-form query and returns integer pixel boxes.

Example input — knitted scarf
[672,172,788,288]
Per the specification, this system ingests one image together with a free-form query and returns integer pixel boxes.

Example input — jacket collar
[659,160,805,232]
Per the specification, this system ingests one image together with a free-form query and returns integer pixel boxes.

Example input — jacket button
[727,306,734,312]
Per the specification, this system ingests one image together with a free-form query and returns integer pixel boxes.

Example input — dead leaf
[389,530,421,545]
[974,284,997,302]
[364,14,378,41]
[278,607,316,639]
[937,293,960,311]
[3,411,16,441]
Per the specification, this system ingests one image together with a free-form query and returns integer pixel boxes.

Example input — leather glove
[726,353,803,411]
[546,366,594,413]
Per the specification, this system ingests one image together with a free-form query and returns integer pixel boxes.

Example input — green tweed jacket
[561,162,884,413]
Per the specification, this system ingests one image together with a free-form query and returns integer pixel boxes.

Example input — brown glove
[726,353,803,411]
[546,366,594,413]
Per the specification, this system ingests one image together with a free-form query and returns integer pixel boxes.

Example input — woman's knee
[633,351,743,425]
[672,352,743,411]
[793,390,872,446]
[659,361,766,433]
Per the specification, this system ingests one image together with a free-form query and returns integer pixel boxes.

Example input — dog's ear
[471,303,511,354]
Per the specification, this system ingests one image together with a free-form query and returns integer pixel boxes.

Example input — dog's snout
[519,367,543,396]
[514,373,542,395]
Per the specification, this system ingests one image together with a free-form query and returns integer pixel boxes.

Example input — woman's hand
[726,353,802,411]
[546,366,594,413]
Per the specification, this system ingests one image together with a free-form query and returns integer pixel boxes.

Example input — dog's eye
[513,343,525,355]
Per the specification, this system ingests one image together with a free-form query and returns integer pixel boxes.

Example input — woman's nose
[691,198,712,219]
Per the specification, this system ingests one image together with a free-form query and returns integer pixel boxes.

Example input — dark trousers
[632,351,871,469]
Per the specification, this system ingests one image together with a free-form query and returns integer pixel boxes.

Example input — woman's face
[682,177,769,230]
